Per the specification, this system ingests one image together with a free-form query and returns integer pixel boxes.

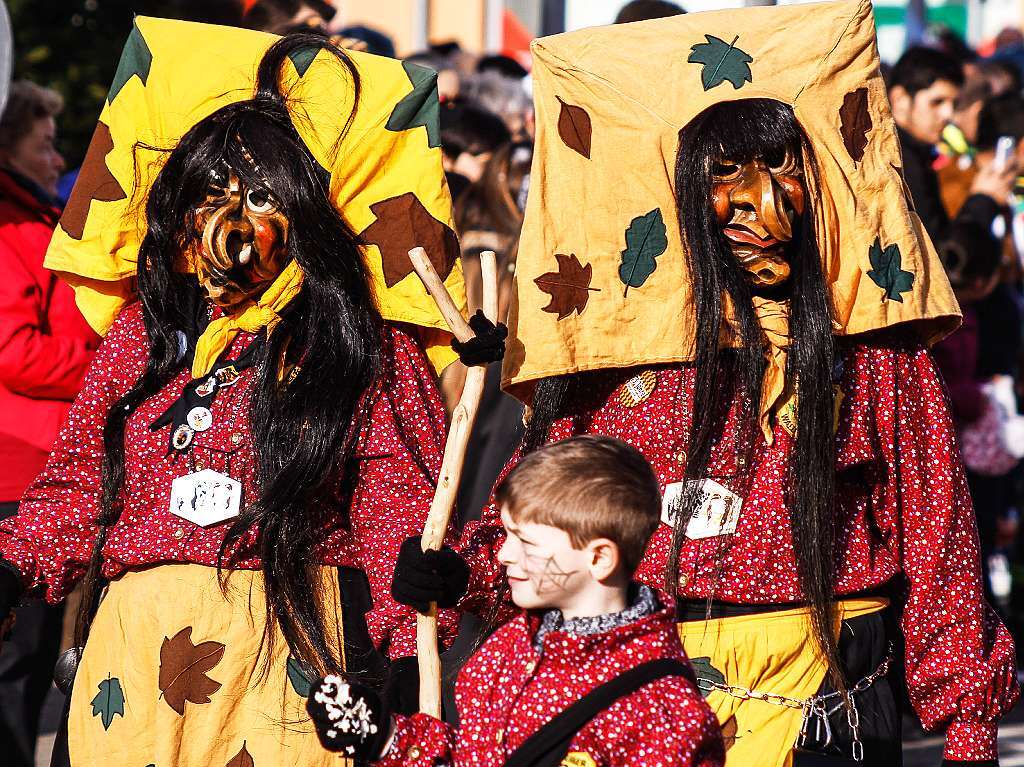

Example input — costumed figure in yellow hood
[389,1,1019,764]
[0,19,477,767]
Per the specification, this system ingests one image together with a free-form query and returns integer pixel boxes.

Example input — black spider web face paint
[522,550,579,595]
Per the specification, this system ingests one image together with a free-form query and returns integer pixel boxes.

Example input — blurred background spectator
[0,79,97,767]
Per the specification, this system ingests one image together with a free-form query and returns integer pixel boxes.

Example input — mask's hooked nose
[202,204,256,272]
[729,163,793,242]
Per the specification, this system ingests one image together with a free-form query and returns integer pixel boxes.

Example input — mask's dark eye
[762,147,786,168]
[712,160,741,178]
[765,146,801,175]
[245,188,276,214]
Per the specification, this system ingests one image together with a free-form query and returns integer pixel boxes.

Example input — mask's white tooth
[238,244,252,265]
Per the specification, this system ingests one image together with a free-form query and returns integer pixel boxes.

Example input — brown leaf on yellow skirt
[721,715,738,750]
[158,626,225,715]
[226,741,255,767]
[534,253,599,320]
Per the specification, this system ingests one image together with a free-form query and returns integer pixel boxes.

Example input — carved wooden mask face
[192,164,289,311]
[710,145,806,290]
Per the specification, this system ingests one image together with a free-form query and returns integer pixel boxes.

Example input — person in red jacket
[0,80,98,767]
[309,436,724,767]
[0,81,96,512]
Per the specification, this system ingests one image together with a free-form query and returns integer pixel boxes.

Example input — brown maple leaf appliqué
[839,88,872,163]
[226,741,255,767]
[158,626,226,715]
[359,192,459,288]
[60,121,127,240]
[534,253,599,320]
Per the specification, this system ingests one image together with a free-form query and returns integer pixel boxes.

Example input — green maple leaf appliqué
[107,21,152,104]
[688,35,753,91]
[386,61,441,148]
[287,45,319,77]
[867,237,915,302]
[689,656,726,699]
[91,675,125,730]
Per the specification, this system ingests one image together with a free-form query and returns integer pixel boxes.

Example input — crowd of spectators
[10,0,1024,762]
[891,31,1024,647]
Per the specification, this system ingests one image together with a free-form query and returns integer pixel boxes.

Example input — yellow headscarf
[48,17,466,375]
[503,0,959,407]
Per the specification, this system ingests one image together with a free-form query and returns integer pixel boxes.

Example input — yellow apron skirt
[677,597,888,767]
[68,563,348,767]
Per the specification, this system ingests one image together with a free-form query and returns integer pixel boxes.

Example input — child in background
[307,435,724,767]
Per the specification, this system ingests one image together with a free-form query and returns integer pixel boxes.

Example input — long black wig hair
[76,34,384,676]
[523,98,843,686]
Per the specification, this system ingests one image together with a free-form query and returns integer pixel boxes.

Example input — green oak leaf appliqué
[618,208,668,296]
[286,656,315,698]
[91,675,126,730]
[107,21,152,104]
[689,656,726,699]
[687,35,753,91]
[386,61,441,148]
[867,237,914,302]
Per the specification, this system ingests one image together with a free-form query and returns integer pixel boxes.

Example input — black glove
[0,560,22,638]
[384,655,420,717]
[307,674,392,760]
[391,536,470,614]
[451,310,507,366]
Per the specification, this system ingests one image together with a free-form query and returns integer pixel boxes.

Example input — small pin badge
[195,377,217,397]
[617,370,657,408]
[171,424,194,451]
[187,407,213,432]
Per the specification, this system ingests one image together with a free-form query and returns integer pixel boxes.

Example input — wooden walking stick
[408,246,499,718]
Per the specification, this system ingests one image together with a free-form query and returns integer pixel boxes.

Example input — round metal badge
[195,377,217,398]
[171,424,194,451]
[187,406,213,432]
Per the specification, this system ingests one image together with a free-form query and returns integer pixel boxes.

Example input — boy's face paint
[497,505,589,612]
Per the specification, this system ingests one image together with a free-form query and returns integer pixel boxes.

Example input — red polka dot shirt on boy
[380,586,724,767]
[457,333,1019,762]
[0,301,457,659]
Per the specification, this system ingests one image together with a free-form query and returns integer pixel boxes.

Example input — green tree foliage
[7,0,243,168]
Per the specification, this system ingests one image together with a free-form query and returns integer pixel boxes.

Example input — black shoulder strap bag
[503,658,695,767]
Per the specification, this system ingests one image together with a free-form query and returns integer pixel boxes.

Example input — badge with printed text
[169,469,241,527]
[560,752,597,767]
[661,479,742,539]
[617,370,657,408]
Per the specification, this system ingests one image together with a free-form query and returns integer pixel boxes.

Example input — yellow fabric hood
[47,17,465,372]
[502,0,959,399]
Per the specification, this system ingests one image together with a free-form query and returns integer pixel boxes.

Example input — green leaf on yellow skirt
[286,656,315,698]
[690,656,726,699]
[90,675,125,730]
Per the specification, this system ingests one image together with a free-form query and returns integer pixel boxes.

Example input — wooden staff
[409,246,498,718]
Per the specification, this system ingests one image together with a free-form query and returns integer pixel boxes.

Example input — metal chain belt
[698,646,893,762]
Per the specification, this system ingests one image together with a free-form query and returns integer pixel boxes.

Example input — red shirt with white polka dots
[458,333,1018,761]
[380,596,724,767]
[0,301,456,659]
